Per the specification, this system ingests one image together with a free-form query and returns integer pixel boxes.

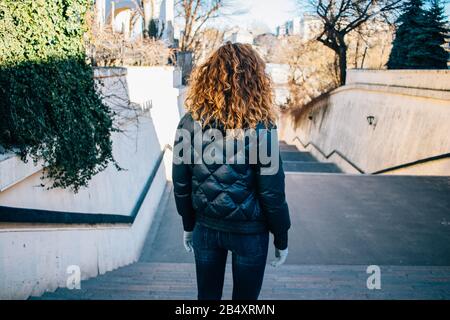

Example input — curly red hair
[185,42,276,130]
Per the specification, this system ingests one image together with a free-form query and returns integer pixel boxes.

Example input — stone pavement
[35,142,450,300]
[35,263,450,300]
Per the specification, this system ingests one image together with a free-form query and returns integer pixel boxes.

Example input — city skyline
[210,0,450,34]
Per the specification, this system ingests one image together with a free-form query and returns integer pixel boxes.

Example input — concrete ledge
[333,83,450,101]
[0,153,43,192]
[347,69,450,91]
[0,222,130,232]
[93,67,127,79]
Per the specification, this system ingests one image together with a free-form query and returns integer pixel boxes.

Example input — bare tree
[86,8,173,67]
[278,37,339,108]
[346,19,394,69]
[176,0,240,52]
[191,27,225,62]
[308,0,402,85]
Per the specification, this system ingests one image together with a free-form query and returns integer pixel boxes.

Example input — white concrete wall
[266,63,290,106]
[177,86,188,117]
[0,66,183,299]
[280,69,450,175]
[124,66,184,180]
[0,117,163,214]
[347,69,450,91]
[0,165,167,299]
[126,67,182,152]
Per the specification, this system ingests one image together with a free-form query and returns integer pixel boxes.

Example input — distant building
[95,0,174,44]
[285,17,302,35]
[223,28,254,45]
[276,14,322,41]
[276,24,288,37]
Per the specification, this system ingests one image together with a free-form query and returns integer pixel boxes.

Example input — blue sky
[216,0,450,33]
[221,0,300,31]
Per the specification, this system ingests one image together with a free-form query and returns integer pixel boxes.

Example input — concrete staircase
[34,262,450,300]
[279,141,342,173]
[34,141,450,300]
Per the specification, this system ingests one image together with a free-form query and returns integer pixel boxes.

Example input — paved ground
[140,185,195,264]
[35,263,450,300]
[35,142,450,300]
[285,173,450,265]
[142,176,450,266]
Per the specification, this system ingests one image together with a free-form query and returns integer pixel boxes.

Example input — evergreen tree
[421,0,449,68]
[148,18,160,39]
[387,0,427,69]
[388,0,449,69]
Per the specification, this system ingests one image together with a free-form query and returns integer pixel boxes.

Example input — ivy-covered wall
[0,0,118,192]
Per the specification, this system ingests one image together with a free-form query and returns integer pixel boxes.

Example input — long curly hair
[185,42,276,130]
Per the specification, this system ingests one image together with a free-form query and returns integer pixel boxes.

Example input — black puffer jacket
[172,113,291,249]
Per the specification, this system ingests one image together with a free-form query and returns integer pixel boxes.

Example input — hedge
[0,0,118,192]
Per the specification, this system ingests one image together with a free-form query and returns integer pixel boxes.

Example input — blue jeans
[192,223,269,300]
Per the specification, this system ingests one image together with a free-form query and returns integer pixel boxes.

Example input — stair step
[279,144,299,152]
[31,173,450,300]
[279,141,299,151]
[33,262,450,300]
[281,151,317,162]
[283,161,342,173]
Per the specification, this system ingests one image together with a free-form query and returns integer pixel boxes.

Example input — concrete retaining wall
[346,69,450,91]
[280,69,450,175]
[0,66,183,299]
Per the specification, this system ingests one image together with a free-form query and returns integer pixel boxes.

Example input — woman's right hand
[271,247,288,267]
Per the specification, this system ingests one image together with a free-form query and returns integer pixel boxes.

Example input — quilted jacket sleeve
[255,125,291,250]
[172,115,196,232]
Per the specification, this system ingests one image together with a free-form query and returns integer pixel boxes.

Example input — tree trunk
[354,35,360,68]
[360,46,368,68]
[338,46,347,85]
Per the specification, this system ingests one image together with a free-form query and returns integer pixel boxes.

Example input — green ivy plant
[0,0,119,192]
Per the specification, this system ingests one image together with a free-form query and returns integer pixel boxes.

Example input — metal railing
[293,136,450,175]
[293,136,365,173]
